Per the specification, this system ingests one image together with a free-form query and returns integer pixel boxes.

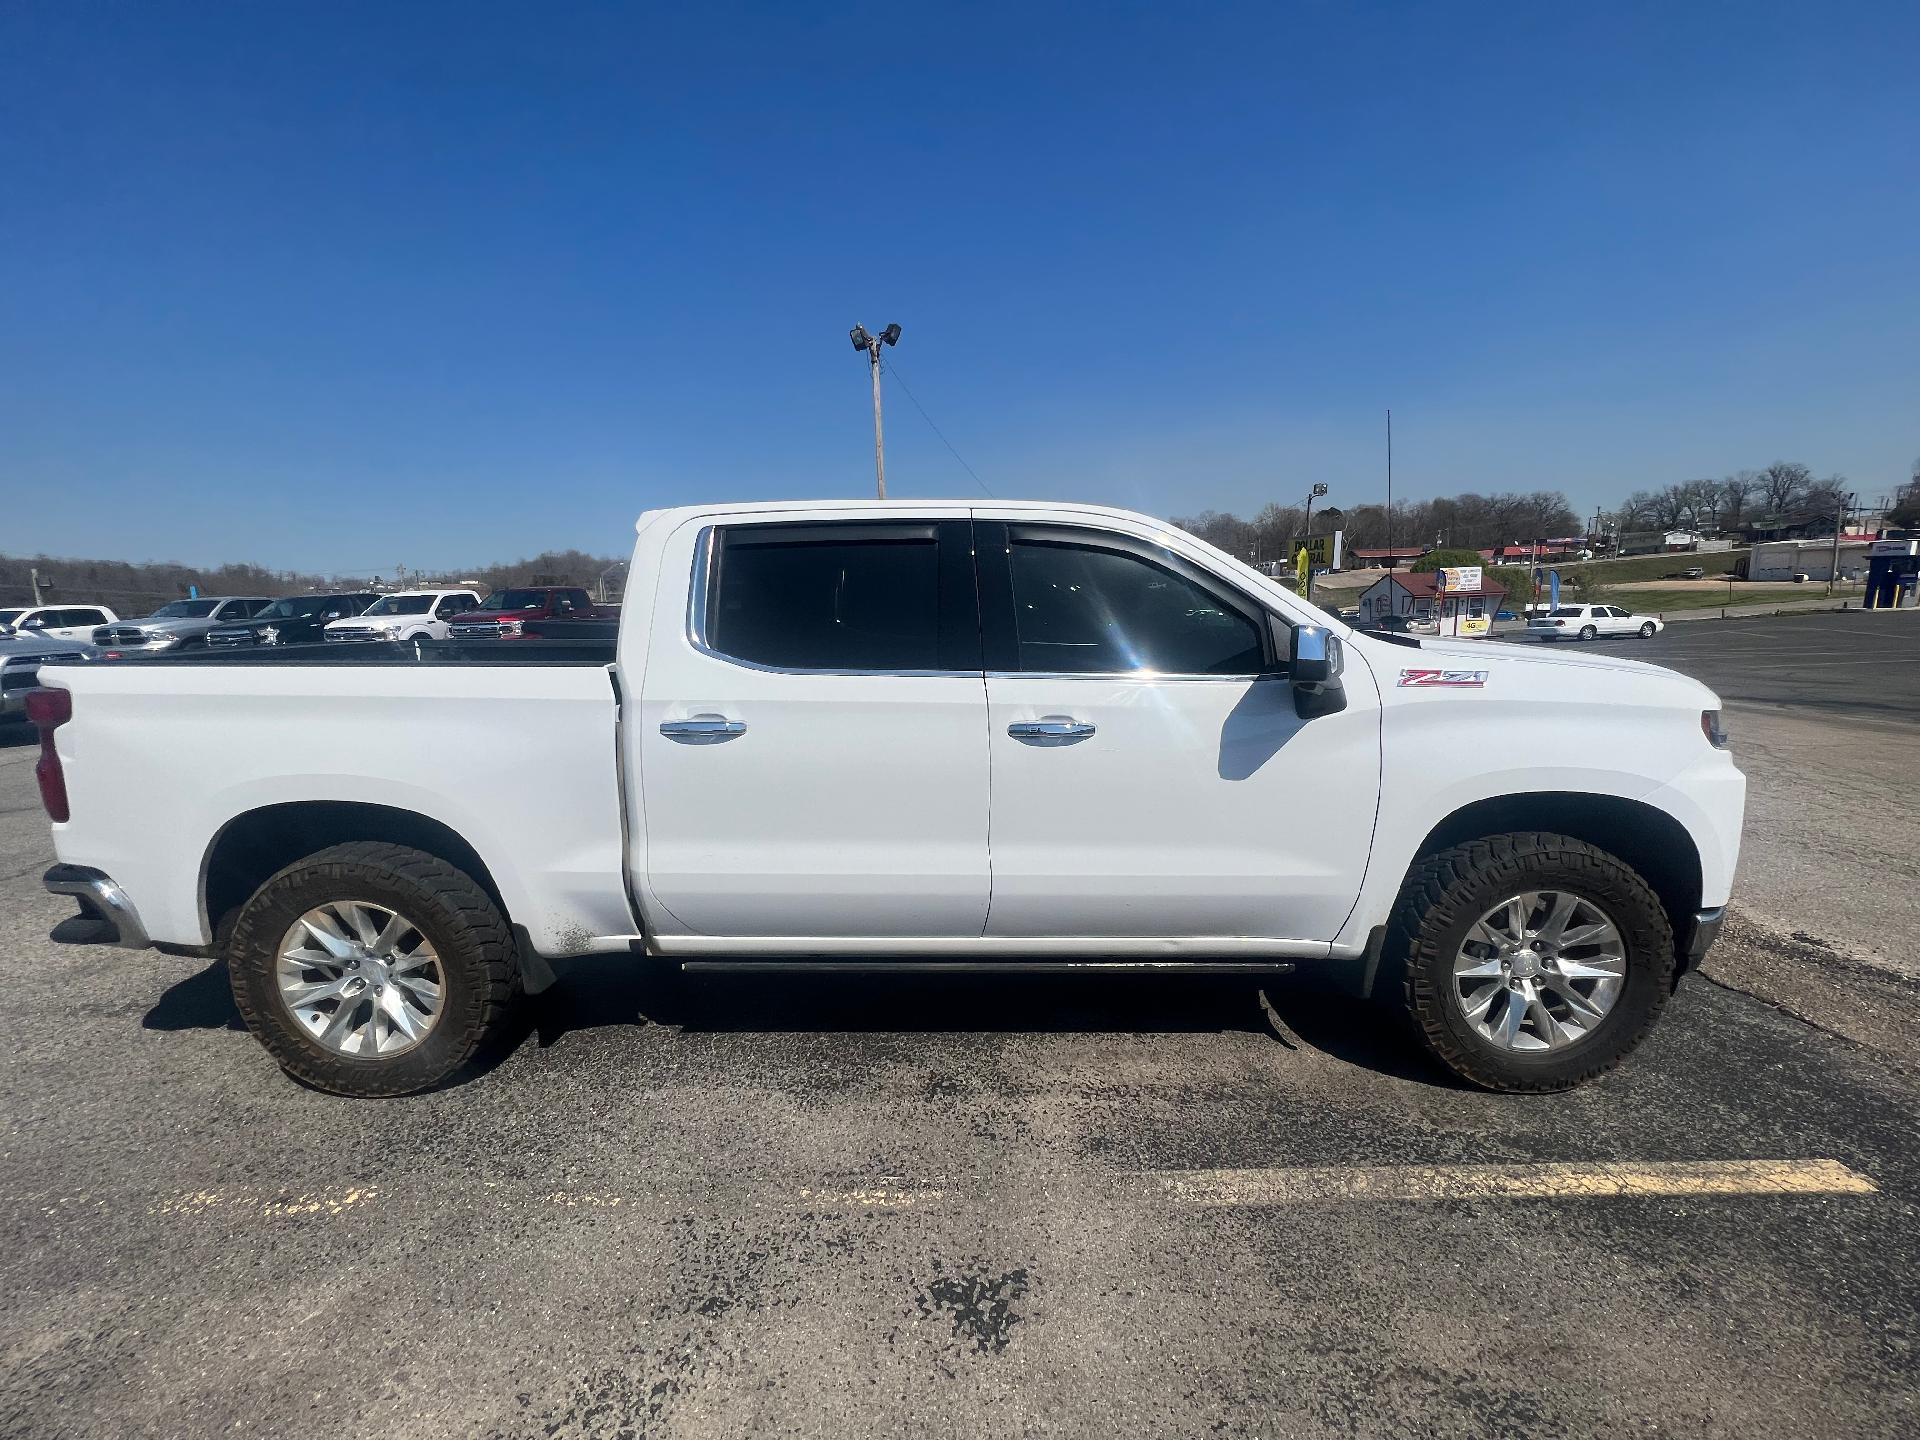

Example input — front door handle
[660,715,747,741]
[1007,718,1096,741]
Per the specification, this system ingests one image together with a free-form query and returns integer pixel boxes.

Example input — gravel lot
[3,613,1917,1439]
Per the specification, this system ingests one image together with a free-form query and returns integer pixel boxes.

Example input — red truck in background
[447,586,618,641]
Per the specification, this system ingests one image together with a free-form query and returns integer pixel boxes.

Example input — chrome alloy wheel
[1451,891,1627,1051]
[276,901,445,1057]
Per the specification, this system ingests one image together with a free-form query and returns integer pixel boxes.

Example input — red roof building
[1347,546,1428,569]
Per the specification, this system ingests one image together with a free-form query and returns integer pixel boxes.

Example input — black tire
[1578,624,1598,641]
[1386,832,1674,1092]
[227,841,521,1096]
[1639,621,1656,637]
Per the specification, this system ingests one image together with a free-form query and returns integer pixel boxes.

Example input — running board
[675,959,1297,975]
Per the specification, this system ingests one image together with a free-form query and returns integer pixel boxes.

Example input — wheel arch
[1408,791,1703,951]
[201,801,508,946]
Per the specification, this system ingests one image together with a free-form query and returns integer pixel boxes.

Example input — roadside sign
[1288,532,1344,571]
[1439,565,1483,593]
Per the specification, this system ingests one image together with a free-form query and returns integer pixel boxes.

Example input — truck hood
[0,635,100,661]
[121,616,213,635]
[456,610,545,624]
[1357,634,1720,707]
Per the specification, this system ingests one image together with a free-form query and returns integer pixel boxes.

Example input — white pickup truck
[29,500,1744,1098]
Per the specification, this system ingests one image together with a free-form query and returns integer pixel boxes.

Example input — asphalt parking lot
[3,612,1918,1439]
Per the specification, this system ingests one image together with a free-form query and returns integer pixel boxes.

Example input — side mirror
[1292,624,1333,685]
[1289,624,1346,719]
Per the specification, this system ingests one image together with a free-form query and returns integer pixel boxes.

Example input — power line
[880,358,994,497]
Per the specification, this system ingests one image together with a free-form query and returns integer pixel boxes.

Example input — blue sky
[4,1,1916,571]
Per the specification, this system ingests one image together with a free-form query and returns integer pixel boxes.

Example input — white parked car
[324,590,483,644]
[31,499,1742,1098]
[0,604,117,642]
[1526,604,1664,641]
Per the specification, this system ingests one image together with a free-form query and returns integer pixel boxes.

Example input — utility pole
[1828,491,1853,596]
[849,324,902,499]
[29,567,45,605]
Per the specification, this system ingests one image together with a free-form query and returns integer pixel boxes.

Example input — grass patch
[1582,550,1747,583]
[1627,585,1864,613]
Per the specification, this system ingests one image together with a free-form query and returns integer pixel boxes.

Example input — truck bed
[42,645,638,956]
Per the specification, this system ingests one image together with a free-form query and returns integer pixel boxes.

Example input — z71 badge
[1397,668,1489,688]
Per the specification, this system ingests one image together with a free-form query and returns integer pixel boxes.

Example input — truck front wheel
[1386,832,1675,1092]
[226,841,522,1097]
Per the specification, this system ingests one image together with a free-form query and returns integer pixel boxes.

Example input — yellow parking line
[795,1185,944,1209]
[150,1185,380,1217]
[1155,1159,1877,1204]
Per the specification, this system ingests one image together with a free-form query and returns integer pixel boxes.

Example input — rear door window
[705,522,965,671]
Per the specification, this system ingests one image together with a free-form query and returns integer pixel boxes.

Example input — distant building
[1356,569,1509,638]
[1618,529,1701,556]
[1479,542,1588,564]
[1346,546,1427,570]
[1746,539,1871,583]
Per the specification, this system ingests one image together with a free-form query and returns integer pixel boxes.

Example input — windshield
[0,610,23,627]
[363,595,433,616]
[480,589,549,611]
[148,600,220,618]
[258,597,333,620]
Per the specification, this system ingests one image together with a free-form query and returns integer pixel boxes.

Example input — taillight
[25,687,72,822]
[1701,709,1729,750]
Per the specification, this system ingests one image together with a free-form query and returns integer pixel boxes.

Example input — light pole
[1302,483,1329,601]
[1304,482,1328,535]
[598,560,627,604]
[849,324,902,499]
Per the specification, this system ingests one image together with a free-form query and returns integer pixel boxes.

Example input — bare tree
[1719,471,1759,528]
[1679,479,1724,531]
[1757,461,1814,516]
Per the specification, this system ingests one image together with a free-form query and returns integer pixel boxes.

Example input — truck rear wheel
[226,842,522,1097]
[1386,832,1675,1092]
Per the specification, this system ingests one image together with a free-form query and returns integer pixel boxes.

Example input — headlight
[143,631,183,647]
[381,625,402,639]
[499,619,524,635]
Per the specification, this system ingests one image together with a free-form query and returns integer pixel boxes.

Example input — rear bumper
[43,864,152,949]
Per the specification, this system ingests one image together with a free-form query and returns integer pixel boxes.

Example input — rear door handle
[660,715,747,741]
[1007,719,1095,740]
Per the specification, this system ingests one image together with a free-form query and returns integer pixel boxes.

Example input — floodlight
[849,325,873,350]
[880,323,902,346]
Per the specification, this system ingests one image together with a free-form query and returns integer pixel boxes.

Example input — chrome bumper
[43,864,152,949]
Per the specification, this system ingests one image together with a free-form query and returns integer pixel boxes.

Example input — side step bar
[676,959,1296,975]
